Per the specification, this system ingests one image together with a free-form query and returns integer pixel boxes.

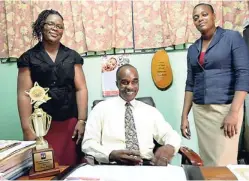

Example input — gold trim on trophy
[25,82,51,108]
[29,108,52,150]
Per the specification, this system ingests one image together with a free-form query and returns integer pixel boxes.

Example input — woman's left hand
[221,111,238,138]
[72,120,86,144]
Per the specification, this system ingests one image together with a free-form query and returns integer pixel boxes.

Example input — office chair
[88,97,203,166]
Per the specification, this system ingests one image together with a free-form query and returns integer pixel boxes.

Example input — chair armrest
[178,146,203,166]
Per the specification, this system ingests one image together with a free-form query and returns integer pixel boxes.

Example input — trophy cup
[25,82,60,179]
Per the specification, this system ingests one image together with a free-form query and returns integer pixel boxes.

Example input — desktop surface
[17,165,237,180]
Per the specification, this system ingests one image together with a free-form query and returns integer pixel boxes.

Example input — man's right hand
[109,150,142,165]
[180,118,191,139]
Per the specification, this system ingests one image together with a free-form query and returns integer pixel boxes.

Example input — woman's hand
[72,120,86,144]
[221,111,238,138]
[23,130,36,141]
[181,118,191,139]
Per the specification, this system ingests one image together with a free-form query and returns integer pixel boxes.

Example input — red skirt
[44,118,82,166]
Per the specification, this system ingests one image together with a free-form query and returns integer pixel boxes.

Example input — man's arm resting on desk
[152,145,175,166]
[152,108,181,166]
[109,150,142,165]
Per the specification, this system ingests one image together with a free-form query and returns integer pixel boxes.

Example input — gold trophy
[25,82,60,179]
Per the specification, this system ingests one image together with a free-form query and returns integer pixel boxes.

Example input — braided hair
[32,9,63,41]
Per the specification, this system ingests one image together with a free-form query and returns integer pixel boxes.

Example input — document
[64,164,187,181]
[227,164,249,181]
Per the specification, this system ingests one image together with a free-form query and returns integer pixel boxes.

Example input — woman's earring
[40,34,43,42]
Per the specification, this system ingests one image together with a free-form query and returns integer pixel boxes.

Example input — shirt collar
[117,96,137,107]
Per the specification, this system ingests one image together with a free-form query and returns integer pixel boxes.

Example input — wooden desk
[200,166,237,180]
[17,166,68,180]
[17,165,237,180]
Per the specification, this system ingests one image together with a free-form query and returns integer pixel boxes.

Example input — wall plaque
[151,50,173,90]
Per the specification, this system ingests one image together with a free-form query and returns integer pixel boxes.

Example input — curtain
[133,1,249,49]
[0,0,248,58]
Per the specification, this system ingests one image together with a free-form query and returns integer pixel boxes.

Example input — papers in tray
[0,140,35,161]
[0,140,35,179]
[2,156,32,180]
[227,164,249,181]
[64,164,187,181]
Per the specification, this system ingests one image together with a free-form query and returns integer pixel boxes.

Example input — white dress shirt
[82,97,181,163]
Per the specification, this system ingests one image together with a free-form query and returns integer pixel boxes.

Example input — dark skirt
[44,118,82,166]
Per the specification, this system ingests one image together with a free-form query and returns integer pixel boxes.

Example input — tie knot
[125,102,131,107]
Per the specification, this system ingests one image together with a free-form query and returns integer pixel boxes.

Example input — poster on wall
[101,55,130,97]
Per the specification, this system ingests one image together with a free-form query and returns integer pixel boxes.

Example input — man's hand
[152,145,175,166]
[221,111,239,138]
[72,120,86,144]
[109,150,142,165]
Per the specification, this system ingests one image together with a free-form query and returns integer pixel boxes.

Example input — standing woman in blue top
[17,9,88,165]
[181,3,249,166]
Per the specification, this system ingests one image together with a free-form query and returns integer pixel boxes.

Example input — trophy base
[29,163,60,179]
[29,147,60,179]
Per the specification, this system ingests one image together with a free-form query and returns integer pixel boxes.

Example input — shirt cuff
[96,149,114,163]
[165,137,181,155]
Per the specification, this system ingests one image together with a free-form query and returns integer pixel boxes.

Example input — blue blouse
[185,27,249,104]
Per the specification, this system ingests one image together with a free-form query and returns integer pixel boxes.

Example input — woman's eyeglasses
[44,22,64,30]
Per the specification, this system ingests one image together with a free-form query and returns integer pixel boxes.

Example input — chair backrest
[92,96,156,109]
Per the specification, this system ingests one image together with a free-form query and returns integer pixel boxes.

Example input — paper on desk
[227,164,249,181]
[64,164,187,181]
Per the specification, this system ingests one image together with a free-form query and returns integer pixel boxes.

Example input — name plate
[151,50,173,89]
[32,147,55,172]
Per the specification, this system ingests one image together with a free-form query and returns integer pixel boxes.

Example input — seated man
[82,64,181,166]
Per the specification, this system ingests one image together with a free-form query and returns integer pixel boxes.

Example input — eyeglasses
[44,21,64,30]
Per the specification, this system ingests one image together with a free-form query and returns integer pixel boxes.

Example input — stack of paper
[0,140,36,180]
[227,164,249,181]
[64,164,187,181]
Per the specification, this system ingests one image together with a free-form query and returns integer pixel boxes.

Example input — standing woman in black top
[17,9,88,165]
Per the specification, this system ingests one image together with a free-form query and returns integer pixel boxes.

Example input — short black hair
[193,3,214,13]
[116,64,137,81]
[32,9,63,41]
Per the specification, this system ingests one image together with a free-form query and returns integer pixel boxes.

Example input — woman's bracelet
[78,119,87,125]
